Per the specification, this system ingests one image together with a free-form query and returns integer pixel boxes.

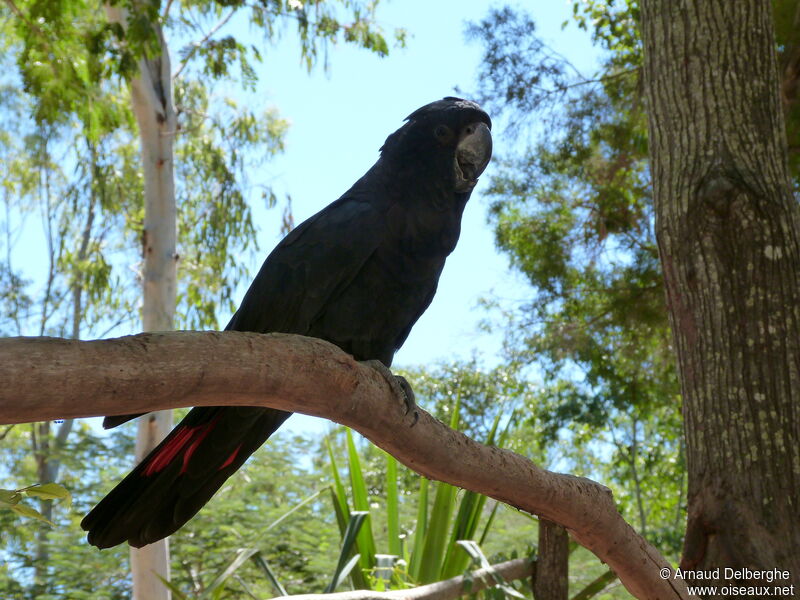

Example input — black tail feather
[102,413,144,429]
[82,406,290,548]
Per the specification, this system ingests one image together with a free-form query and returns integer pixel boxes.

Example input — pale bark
[105,5,178,599]
[0,332,691,600]
[641,0,800,590]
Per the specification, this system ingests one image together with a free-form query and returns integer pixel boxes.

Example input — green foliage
[399,360,534,442]
[414,395,461,584]
[439,414,506,581]
[173,80,289,328]
[0,424,345,598]
[162,540,290,598]
[458,541,525,599]
[384,454,400,557]
[415,467,456,583]
[324,511,368,593]
[169,0,407,76]
[323,392,527,596]
[345,429,378,582]
[0,421,136,598]
[0,483,71,526]
[4,0,406,339]
[168,432,341,597]
[0,371,609,599]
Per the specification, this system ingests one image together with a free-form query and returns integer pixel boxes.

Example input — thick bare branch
[0,332,690,600]
[274,557,532,600]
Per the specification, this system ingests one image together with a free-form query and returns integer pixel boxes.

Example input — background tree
[641,0,800,587]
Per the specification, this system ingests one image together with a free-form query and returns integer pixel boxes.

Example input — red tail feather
[180,416,221,474]
[144,415,221,476]
[218,444,243,471]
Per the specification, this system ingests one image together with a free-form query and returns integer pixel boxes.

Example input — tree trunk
[641,0,800,592]
[129,40,176,600]
[106,5,178,599]
[533,520,568,600]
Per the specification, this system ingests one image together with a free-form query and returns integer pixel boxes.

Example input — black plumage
[81,97,492,549]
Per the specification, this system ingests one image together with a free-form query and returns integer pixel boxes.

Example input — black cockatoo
[82,97,492,548]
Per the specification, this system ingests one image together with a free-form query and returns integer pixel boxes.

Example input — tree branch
[274,557,532,600]
[0,332,690,600]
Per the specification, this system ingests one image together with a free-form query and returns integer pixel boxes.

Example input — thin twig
[0,424,15,441]
[161,0,174,21]
[172,8,237,81]
[556,66,639,94]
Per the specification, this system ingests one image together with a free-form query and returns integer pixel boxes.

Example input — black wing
[226,193,387,336]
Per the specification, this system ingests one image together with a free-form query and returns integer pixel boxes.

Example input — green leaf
[22,482,72,504]
[346,429,370,511]
[325,511,368,593]
[417,480,456,583]
[155,574,190,600]
[262,486,326,534]
[0,489,22,506]
[10,502,55,526]
[250,551,288,597]
[440,490,485,579]
[442,412,513,578]
[415,390,464,583]
[478,501,501,547]
[326,433,350,534]
[331,554,362,591]
[204,547,260,597]
[457,541,525,599]
[485,410,503,446]
[408,477,429,580]
[385,451,401,556]
[346,429,377,580]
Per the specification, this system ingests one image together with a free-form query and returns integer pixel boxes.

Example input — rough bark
[641,0,800,592]
[533,520,568,600]
[105,5,178,599]
[0,332,691,600]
